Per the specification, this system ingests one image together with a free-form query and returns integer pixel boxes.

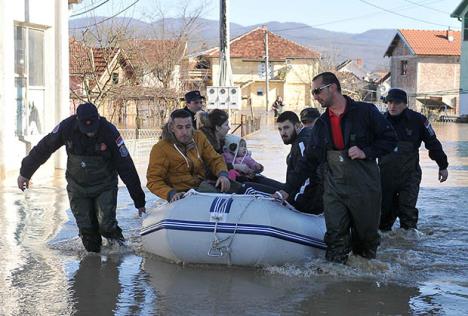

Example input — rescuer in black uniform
[379,88,448,231]
[274,72,397,263]
[17,103,146,253]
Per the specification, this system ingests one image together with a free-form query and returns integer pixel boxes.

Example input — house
[0,0,77,180]
[451,0,468,116]
[336,58,372,101]
[384,29,461,116]
[69,39,187,129]
[194,27,321,112]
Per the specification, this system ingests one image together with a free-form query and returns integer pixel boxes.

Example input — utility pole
[218,0,232,87]
[264,26,269,112]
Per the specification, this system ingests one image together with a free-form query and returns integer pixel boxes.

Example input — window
[112,72,119,84]
[14,25,45,136]
[257,88,264,96]
[400,60,408,75]
[464,12,468,41]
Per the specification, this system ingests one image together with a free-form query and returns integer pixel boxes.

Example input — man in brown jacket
[147,109,230,202]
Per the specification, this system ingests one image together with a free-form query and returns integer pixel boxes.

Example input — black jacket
[285,96,397,194]
[287,127,323,213]
[384,108,448,170]
[183,106,197,128]
[20,115,146,208]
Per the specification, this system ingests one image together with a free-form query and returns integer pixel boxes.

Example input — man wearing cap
[379,88,448,231]
[17,103,146,253]
[300,107,321,128]
[274,72,397,263]
[183,90,205,127]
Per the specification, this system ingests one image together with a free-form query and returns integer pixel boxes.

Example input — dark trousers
[324,151,381,263]
[68,187,123,252]
[379,159,421,231]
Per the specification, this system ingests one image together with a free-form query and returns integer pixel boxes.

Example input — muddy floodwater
[0,123,467,315]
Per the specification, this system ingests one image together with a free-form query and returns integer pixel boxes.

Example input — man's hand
[216,175,231,192]
[138,207,146,217]
[348,146,366,160]
[272,190,289,201]
[17,175,30,191]
[170,192,185,203]
[439,169,448,182]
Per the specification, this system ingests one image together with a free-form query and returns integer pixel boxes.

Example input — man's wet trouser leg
[379,169,399,231]
[397,166,421,230]
[348,160,381,259]
[95,188,123,241]
[347,185,381,259]
[323,187,351,264]
[68,187,122,252]
[68,189,102,252]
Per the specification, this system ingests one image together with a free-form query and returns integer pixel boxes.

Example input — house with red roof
[195,27,320,112]
[451,0,468,117]
[69,38,187,129]
[384,29,461,116]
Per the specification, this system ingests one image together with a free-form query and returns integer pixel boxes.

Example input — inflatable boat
[141,190,326,266]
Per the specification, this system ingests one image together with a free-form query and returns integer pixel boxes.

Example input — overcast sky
[71,0,463,33]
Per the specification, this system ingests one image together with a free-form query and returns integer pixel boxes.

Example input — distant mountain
[69,17,396,71]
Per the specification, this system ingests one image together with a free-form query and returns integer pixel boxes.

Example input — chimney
[355,58,363,66]
[447,28,454,42]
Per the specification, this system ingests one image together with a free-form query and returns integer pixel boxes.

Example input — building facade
[451,0,468,116]
[384,29,460,116]
[0,0,76,180]
[194,27,320,113]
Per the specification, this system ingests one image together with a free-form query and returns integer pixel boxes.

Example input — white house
[0,0,77,180]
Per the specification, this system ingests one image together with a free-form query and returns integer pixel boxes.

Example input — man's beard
[282,129,297,145]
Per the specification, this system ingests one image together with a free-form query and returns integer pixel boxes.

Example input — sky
[71,0,464,34]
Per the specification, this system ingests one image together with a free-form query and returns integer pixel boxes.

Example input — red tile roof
[385,29,461,56]
[69,38,119,76]
[204,27,320,60]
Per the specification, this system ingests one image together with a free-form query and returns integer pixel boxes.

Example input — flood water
[0,123,467,315]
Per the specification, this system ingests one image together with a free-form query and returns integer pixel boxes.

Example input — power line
[70,0,112,18]
[402,0,450,15]
[229,0,448,33]
[359,0,452,28]
[70,0,140,30]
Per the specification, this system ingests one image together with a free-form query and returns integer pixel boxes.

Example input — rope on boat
[207,195,257,265]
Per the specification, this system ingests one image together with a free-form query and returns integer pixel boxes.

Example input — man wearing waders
[274,72,397,263]
[379,88,448,231]
[17,103,146,253]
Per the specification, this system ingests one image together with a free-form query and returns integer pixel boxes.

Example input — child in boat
[222,134,264,181]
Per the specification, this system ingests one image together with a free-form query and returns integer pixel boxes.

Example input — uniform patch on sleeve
[119,145,129,157]
[115,135,125,147]
[424,120,435,136]
[52,123,60,133]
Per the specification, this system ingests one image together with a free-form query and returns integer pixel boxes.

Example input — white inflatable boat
[141,190,326,266]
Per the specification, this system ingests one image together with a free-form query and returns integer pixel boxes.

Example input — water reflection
[143,256,422,315]
[0,182,71,315]
[69,254,156,316]
[71,255,121,316]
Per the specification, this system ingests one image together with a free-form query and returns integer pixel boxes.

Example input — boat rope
[207,196,257,265]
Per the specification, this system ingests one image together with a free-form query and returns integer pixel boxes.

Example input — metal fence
[119,129,161,140]
[230,114,262,137]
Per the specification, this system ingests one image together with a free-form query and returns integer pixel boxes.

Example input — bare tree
[69,0,207,130]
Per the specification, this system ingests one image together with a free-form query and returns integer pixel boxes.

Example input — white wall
[0,0,70,180]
